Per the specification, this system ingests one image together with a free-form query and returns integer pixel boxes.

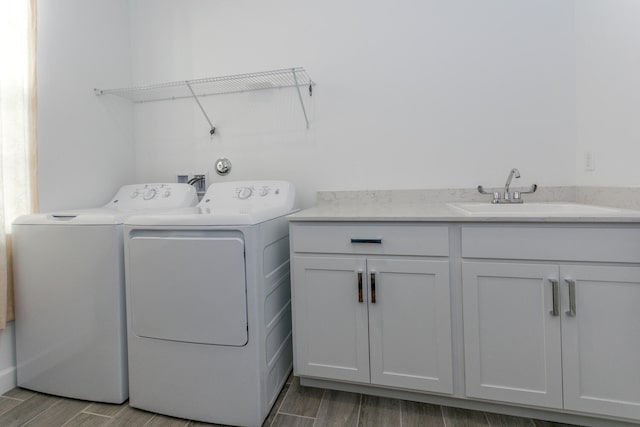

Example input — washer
[12,183,198,403]
[124,180,296,427]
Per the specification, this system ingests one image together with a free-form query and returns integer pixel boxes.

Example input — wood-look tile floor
[0,375,584,427]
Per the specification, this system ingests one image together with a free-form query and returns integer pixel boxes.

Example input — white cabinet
[368,257,452,393]
[290,223,453,394]
[290,221,640,424]
[461,226,640,421]
[291,256,370,383]
[561,265,640,420]
[462,261,563,408]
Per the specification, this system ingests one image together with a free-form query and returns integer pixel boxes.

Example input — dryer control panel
[105,183,199,211]
[198,180,296,219]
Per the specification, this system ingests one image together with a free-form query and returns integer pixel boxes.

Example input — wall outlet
[584,150,595,172]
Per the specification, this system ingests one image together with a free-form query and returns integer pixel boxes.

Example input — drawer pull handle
[549,279,559,316]
[565,279,576,317]
[350,238,382,244]
[357,272,363,303]
[370,272,376,304]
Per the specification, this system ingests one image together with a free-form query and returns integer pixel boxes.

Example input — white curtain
[0,0,38,330]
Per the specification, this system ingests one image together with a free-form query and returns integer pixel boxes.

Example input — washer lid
[13,208,129,225]
[13,183,199,226]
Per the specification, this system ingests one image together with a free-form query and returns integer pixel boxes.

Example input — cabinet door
[462,262,563,408]
[291,255,370,383]
[561,265,640,421]
[368,258,453,393]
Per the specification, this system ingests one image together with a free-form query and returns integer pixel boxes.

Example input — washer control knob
[238,187,253,200]
[130,191,139,198]
[163,190,171,198]
[258,186,269,197]
[143,188,157,200]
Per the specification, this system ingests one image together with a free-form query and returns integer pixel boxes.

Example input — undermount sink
[447,202,627,216]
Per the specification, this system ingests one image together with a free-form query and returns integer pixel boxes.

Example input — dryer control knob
[143,188,157,200]
[238,187,253,200]
[258,186,269,197]
[130,191,139,198]
[163,190,171,198]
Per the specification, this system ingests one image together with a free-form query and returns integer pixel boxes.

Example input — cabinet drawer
[462,226,640,263]
[290,223,449,256]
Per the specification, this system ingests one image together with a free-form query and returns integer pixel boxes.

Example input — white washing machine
[12,183,198,403]
[124,180,296,427]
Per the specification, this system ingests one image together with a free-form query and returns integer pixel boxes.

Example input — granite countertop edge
[287,203,640,223]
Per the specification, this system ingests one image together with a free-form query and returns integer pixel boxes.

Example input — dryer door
[127,230,247,346]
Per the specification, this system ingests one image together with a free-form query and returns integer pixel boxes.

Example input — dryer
[124,180,296,427]
[12,183,198,403]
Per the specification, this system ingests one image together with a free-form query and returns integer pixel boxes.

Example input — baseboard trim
[0,366,16,395]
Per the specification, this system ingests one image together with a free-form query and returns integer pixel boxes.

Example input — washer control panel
[198,181,296,217]
[106,183,199,210]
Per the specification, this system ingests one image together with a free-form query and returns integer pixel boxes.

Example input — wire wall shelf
[95,67,314,134]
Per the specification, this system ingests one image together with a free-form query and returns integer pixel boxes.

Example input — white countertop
[288,201,640,223]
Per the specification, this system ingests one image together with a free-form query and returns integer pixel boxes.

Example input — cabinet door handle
[565,279,576,317]
[357,272,363,303]
[549,279,559,316]
[351,238,382,244]
[370,272,376,304]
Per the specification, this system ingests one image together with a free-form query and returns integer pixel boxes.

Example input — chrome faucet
[503,168,520,201]
[477,168,537,204]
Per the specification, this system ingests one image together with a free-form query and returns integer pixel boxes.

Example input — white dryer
[12,183,198,403]
[124,180,296,427]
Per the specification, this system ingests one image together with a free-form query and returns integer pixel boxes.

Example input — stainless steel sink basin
[447,202,627,216]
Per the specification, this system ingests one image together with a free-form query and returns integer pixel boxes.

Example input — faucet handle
[478,186,502,203]
[519,184,538,194]
[477,185,490,195]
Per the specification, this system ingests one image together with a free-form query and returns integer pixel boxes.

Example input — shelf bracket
[185,81,216,135]
[292,68,310,129]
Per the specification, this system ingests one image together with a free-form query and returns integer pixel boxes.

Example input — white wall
[129,0,576,207]
[31,0,640,208]
[575,0,640,187]
[37,0,135,211]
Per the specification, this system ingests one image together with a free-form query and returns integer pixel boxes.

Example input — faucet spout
[504,168,521,193]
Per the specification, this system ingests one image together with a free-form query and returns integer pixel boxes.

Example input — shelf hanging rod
[185,81,216,135]
[292,68,309,129]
